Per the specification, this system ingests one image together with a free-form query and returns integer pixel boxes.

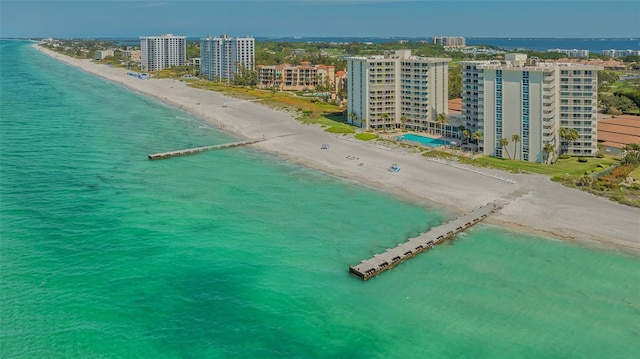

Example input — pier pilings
[349,199,510,281]
[148,139,264,160]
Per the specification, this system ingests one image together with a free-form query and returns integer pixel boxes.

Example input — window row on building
[256,62,335,91]
[460,54,602,163]
[200,35,255,82]
[347,50,450,132]
[140,34,186,72]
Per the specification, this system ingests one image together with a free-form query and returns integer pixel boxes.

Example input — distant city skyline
[1,0,639,39]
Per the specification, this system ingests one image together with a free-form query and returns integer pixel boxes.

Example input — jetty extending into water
[349,198,511,281]
[148,139,265,160]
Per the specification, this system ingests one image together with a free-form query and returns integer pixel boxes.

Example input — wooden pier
[148,139,265,160]
[349,198,510,281]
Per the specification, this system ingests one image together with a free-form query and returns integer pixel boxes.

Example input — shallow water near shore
[2,40,639,358]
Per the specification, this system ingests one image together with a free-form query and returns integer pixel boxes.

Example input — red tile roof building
[598,115,640,155]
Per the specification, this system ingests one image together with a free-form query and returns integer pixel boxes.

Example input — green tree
[436,112,448,137]
[622,143,640,166]
[559,127,579,154]
[349,112,357,125]
[500,137,511,159]
[400,115,408,131]
[600,94,640,114]
[472,131,482,153]
[597,70,620,91]
[462,129,471,145]
[380,113,389,130]
[511,134,521,160]
[457,125,466,140]
[567,128,579,153]
[543,143,555,164]
[232,63,258,86]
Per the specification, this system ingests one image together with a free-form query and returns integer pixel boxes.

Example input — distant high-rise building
[200,35,255,81]
[547,49,590,58]
[347,50,450,132]
[460,54,602,163]
[432,36,466,48]
[139,34,186,72]
[602,49,640,58]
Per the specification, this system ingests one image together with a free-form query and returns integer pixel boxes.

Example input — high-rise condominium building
[433,36,466,48]
[139,34,186,72]
[200,35,255,81]
[547,49,590,58]
[602,49,640,58]
[461,54,602,163]
[347,50,450,131]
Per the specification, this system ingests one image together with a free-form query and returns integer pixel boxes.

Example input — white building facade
[200,35,255,81]
[347,50,450,131]
[95,49,114,60]
[461,54,601,163]
[602,49,640,58]
[433,36,466,48]
[547,49,590,58]
[139,34,186,72]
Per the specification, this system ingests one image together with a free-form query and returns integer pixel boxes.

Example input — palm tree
[458,126,466,140]
[472,131,482,154]
[380,113,389,130]
[462,129,471,145]
[400,115,408,131]
[559,127,578,155]
[360,117,367,130]
[511,134,521,160]
[543,143,555,164]
[500,138,511,159]
[568,128,579,154]
[436,113,449,137]
[349,112,357,125]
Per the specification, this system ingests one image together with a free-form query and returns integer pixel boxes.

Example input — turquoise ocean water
[1,41,638,358]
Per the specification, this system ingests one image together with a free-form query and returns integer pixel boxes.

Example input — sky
[1,0,639,39]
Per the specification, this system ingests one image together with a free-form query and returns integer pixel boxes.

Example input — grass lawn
[355,133,380,141]
[473,156,618,177]
[422,149,620,177]
[187,80,356,133]
[630,166,640,181]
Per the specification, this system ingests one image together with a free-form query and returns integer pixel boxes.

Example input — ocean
[1,40,639,358]
[110,37,640,53]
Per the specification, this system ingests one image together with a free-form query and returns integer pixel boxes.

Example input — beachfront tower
[461,54,601,163]
[347,50,450,131]
[432,36,466,48]
[139,34,186,72]
[200,35,255,82]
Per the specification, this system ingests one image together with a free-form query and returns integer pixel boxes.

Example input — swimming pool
[397,134,449,147]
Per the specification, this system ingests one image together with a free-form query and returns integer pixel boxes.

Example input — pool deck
[397,133,450,147]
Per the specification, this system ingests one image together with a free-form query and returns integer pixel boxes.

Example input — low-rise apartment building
[257,62,335,91]
[95,49,114,60]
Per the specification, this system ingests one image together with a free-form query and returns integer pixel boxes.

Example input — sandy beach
[35,45,640,253]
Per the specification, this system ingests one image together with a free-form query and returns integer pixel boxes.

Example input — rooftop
[597,115,640,149]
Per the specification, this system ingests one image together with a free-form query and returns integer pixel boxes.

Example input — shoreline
[33,44,640,254]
